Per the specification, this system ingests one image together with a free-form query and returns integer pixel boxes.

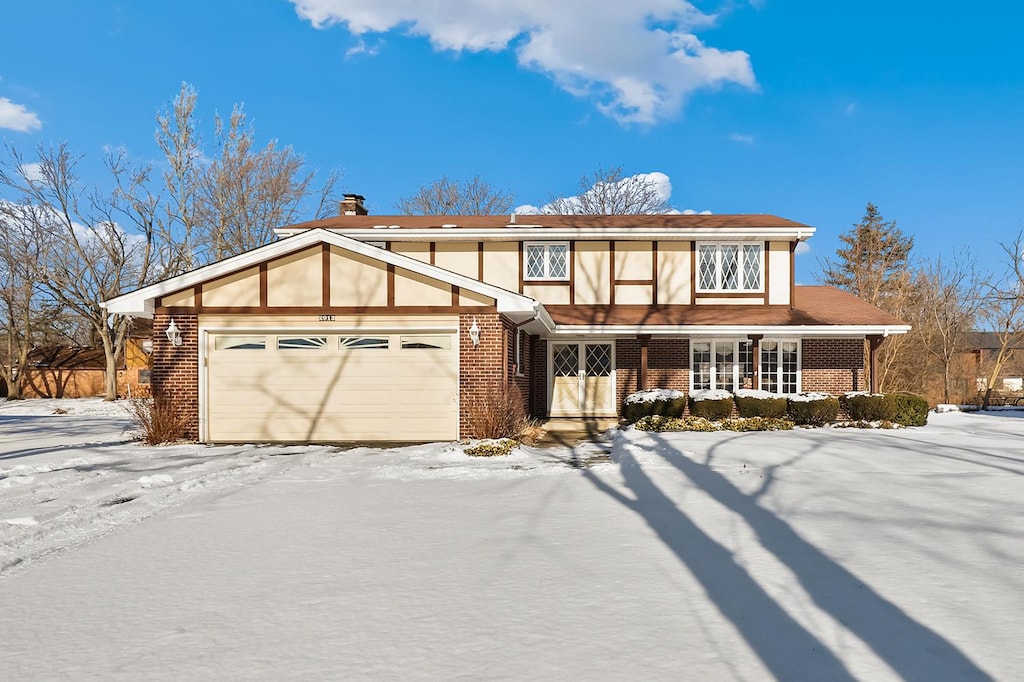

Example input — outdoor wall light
[165,319,183,347]
[468,318,481,348]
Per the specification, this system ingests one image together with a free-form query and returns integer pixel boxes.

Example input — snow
[689,388,732,401]
[2,398,1023,680]
[734,388,782,399]
[788,391,833,402]
[623,388,685,404]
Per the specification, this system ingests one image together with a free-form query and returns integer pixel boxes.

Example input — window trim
[689,338,754,392]
[696,242,764,293]
[524,242,570,281]
[513,328,525,377]
[758,338,801,395]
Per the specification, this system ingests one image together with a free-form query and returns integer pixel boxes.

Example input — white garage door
[205,330,459,442]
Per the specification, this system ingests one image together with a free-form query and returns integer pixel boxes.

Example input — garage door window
[401,335,451,350]
[277,336,327,350]
[215,335,266,350]
[340,336,389,349]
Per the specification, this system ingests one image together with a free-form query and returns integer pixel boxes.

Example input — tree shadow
[595,430,993,680]
[581,448,857,680]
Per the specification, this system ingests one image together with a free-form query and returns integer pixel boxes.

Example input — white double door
[549,342,615,416]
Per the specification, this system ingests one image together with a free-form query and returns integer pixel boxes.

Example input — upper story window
[525,243,569,280]
[697,243,763,292]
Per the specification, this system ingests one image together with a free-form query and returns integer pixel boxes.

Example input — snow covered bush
[688,389,734,421]
[634,415,793,432]
[841,392,896,422]
[464,383,534,441]
[465,438,518,457]
[734,388,788,418]
[621,389,686,422]
[890,393,929,426]
[786,394,839,426]
[126,396,191,444]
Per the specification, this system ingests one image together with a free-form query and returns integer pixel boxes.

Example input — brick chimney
[339,194,368,215]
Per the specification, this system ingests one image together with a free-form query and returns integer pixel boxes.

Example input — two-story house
[104,194,909,443]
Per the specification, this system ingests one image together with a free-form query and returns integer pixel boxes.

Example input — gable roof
[103,228,541,320]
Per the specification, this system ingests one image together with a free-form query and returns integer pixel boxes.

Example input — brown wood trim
[258,265,267,307]
[158,305,499,316]
[321,244,331,307]
[613,279,655,286]
[518,242,524,294]
[194,284,203,308]
[638,334,651,391]
[451,284,460,307]
[429,241,436,266]
[695,292,766,299]
[689,241,696,305]
[477,242,484,280]
[790,241,797,310]
[608,241,616,306]
[763,240,770,306]
[569,240,576,305]
[386,264,396,307]
[748,334,762,389]
[502,322,509,382]
[651,241,659,305]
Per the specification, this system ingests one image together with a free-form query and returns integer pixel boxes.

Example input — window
[760,340,799,394]
[340,336,389,349]
[401,335,451,350]
[690,339,753,391]
[215,335,266,350]
[525,243,568,280]
[277,336,327,350]
[697,243,762,291]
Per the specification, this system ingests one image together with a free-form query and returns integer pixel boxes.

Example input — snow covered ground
[1,399,1022,680]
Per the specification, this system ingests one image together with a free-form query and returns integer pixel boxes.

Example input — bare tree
[396,175,514,215]
[977,233,1024,408]
[154,82,204,275]
[0,144,159,400]
[543,165,673,215]
[916,253,986,403]
[0,202,62,398]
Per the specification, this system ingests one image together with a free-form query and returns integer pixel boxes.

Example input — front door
[550,342,614,416]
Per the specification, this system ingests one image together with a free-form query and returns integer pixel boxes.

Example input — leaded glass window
[525,243,569,280]
[696,243,763,291]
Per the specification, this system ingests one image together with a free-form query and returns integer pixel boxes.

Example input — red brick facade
[615,338,690,408]
[801,338,865,394]
[151,312,200,439]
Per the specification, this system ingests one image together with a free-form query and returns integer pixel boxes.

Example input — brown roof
[281,214,810,231]
[545,286,907,328]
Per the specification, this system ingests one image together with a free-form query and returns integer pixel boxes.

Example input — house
[104,195,909,443]
[7,322,152,399]
[965,331,1024,393]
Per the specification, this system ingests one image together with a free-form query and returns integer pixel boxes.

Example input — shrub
[842,392,896,421]
[786,394,839,426]
[891,393,929,426]
[464,383,534,440]
[688,389,734,421]
[633,415,793,432]
[622,389,686,422]
[734,389,788,418]
[126,396,190,444]
[465,438,518,457]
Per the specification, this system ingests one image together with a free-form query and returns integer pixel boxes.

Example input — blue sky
[2,0,1022,282]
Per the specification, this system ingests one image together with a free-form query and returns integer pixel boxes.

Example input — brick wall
[533,339,547,418]
[801,338,864,394]
[615,338,689,409]
[151,312,199,439]
[460,313,523,438]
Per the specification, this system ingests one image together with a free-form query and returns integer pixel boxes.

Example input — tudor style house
[104,195,909,443]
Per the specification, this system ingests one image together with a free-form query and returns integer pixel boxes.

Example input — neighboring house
[104,195,909,443]
[965,331,1024,393]
[13,324,152,399]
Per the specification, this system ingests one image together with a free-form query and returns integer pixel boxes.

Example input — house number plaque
[318,314,335,321]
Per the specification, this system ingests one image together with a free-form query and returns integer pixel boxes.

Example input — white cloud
[0,97,42,132]
[19,162,43,182]
[515,170,678,214]
[290,0,756,124]
[729,132,755,144]
[345,38,381,59]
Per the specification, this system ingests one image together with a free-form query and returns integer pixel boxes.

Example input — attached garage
[205,325,459,442]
